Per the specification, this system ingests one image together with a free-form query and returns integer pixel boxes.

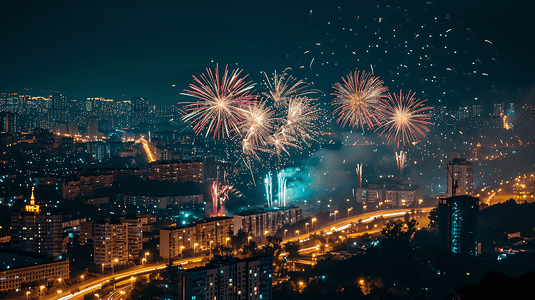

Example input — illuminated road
[283,207,434,244]
[50,257,203,300]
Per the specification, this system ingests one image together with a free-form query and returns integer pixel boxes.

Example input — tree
[381,219,418,249]
[283,242,300,259]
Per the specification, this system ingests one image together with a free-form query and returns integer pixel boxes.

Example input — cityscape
[1,1,534,300]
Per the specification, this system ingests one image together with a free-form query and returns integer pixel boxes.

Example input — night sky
[1,0,534,107]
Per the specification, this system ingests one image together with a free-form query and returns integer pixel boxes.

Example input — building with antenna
[446,157,474,198]
[10,188,63,259]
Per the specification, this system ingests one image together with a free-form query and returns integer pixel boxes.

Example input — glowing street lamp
[348,207,353,218]
[226,237,230,247]
[26,291,30,300]
[295,230,299,237]
[180,246,185,258]
[334,210,338,221]
[194,243,199,253]
[305,222,309,234]
[311,218,316,229]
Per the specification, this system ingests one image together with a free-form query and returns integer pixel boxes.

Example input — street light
[102,263,105,275]
[194,243,199,253]
[295,230,299,237]
[334,210,338,221]
[26,291,30,300]
[305,222,309,234]
[348,207,352,218]
[180,246,185,258]
[113,259,118,275]
[142,258,146,267]
[284,229,288,238]
[311,218,316,229]
[419,199,423,210]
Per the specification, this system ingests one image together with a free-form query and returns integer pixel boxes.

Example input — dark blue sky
[1,0,534,107]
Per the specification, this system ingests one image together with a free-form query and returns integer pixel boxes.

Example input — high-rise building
[160,216,234,260]
[446,157,473,198]
[10,188,63,259]
[177,256,273,300]
[438,195,479,256]
[52,93,68,110]
[132,96,148,128]
[493,102,504,116]
[123,216,143,260]
[472,104,482,117]
[50,93,69,126]
[93,219,129,267]
[87,117,99,140]
[0,111,18,133]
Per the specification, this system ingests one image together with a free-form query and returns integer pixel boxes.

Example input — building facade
[446,157,474,198]
[160,217,234,260]
[438,195,479,256]
[10,189,63,259]
[93,220,129,267]
[177,256,273,300]
[233,206,302,238]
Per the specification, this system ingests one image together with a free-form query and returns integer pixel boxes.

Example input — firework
[181,64,257,140]
[211,181,239,216]
[264,172,273,207]
[262,69,321,104]
[356,163,363,189]
[395,151,406,180]
[331,71,388,131]
[282,96,320,147]
[277,171,287,207]
[240,101,277,159]
[375,91,433,147]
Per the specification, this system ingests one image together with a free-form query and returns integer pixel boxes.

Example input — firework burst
[375,91,433,147]
[211,181,240,216]
[282,96,320,147]
[240,101,277,158]
[262,69,321,104]
[181,64,257,139]
[331,71,388,131]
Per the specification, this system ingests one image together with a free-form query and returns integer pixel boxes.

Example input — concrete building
[10,188,63,259]
[148,158,222,184]
[438,195,479,256]
[360,181,421,209]
[117,193,204,210]
[446,157,474,198]
[233,206,301,238]
[93,220,129,267]
[177,256,273,300]
[160,216,234,260]
[0,250,69,292]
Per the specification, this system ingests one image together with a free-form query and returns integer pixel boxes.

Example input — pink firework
[181,64,257,140]
[211,181,239,216]
[331,71,388,131]
[375,91,433,147]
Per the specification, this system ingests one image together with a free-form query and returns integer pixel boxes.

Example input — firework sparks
[331,71,388,131]
[240,101,277,159]
[375,91,433,147]
[211,181,239,216]
[395,151,406,180]
[282,96,320,147]
[262,69,321,104]
[181,64,257,139]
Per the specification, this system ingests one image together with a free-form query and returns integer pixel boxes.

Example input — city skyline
[1,0,535,105]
